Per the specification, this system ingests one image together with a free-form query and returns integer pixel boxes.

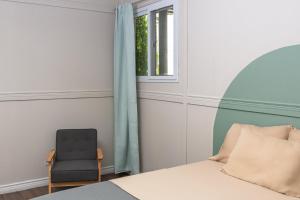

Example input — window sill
[137,76,179,83]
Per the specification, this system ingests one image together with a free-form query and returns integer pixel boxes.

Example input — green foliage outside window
[135,15,148,76]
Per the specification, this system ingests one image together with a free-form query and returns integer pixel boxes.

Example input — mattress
[112,160,298,200]
[33,160,297,200]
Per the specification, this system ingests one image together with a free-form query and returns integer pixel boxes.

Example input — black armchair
[47,129,103,193]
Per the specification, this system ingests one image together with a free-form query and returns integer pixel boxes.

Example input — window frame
[135,0,179,83]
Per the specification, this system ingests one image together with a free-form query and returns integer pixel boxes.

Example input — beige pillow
[222,129,300,198]
[209,123,292,163]
[289,128,300,142]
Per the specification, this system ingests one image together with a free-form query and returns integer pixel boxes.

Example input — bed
[32,160,297,200]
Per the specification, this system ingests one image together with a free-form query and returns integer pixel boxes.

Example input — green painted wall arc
[213,45,300,154]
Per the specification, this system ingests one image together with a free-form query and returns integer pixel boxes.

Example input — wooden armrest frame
[47,149,56,165]
[97,148,104,160]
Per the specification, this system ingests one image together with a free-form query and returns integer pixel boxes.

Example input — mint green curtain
[114,3,140,174]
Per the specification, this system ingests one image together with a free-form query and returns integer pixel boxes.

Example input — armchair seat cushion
[51,160,98,183]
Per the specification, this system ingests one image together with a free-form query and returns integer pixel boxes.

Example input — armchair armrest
[97,148,104,160]
[47,149,56,165]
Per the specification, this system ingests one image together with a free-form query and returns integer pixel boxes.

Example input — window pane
[135,15,148,76]
[150,6,174,76]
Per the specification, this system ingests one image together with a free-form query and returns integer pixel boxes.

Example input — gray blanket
[32,181,138,200]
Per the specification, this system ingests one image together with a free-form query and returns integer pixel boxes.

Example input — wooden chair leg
[48,184,52,194]
[98,160,102,182]
[48,164,52,194]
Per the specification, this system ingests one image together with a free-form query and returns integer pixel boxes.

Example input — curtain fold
[114,3,140,174]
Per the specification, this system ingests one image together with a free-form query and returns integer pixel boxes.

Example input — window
[135,0,178,82]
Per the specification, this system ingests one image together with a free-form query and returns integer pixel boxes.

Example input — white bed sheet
[111,160,298,200]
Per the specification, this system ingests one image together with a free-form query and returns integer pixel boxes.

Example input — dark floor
[0,173,128,200]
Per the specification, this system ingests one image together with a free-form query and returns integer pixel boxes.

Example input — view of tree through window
[135,15,148,76]
[151,6,174,76]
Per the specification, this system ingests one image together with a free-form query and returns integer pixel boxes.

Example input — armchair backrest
[56,129,97,161]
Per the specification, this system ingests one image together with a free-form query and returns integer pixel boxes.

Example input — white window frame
[135,0,179,83]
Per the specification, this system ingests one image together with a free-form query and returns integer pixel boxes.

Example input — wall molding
[0,165,114,194]
[220,98,300,118]
[0,0,116,13]
[138,91,300,118]
[0,90,113,102]
[138,91,185,104]
[187,95,220,107]
[188,95,300,118]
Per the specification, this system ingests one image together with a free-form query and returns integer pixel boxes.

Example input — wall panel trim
[0,0,116,13]
[189,94,300,118]
[220,98,300,118]
[138,91,300,118]
[138,91,185,104]
[187,95,220,107]
[0,90,113,102]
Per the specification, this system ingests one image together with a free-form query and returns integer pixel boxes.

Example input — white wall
[0,0,116,189]
[2,0,300,192]
[137,0,300,171]
[188,0,300,98]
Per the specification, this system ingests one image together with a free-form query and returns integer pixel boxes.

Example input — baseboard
[0,165,115,195]
[0,177,48,195]
[102,165,115,175]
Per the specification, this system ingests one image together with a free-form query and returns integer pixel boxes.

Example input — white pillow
[222,128,300,198]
